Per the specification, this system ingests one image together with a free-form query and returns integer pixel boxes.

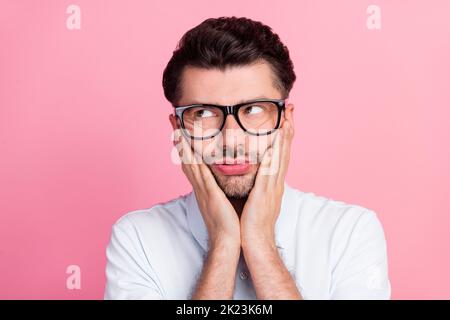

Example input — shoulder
[115,193,190,227]
[287,185,386,244]
[110,193,191,241]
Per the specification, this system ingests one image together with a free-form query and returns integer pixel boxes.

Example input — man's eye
[194,109,215,118]
[244,105,264,115]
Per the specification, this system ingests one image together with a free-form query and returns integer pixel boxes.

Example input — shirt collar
[186,182,300,252]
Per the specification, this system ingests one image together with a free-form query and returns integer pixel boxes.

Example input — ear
[284,102,295,121]
[280,102,295,129]
[169,113,180,130]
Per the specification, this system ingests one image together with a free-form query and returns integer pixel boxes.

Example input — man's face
[170,62,292,198]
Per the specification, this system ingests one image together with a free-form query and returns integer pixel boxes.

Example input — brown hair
[162,16,296,105]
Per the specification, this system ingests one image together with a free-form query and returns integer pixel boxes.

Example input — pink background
[1,0,449,299]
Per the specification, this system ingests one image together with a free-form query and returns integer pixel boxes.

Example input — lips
[211,159,251,175]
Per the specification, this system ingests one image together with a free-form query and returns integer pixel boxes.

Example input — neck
[229,197,247,218]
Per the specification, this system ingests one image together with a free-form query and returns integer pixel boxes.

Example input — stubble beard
[209,166,258,199]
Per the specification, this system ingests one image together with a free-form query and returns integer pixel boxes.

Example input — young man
[104,16,391,300]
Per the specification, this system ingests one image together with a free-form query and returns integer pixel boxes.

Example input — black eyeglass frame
[173,98,286,140]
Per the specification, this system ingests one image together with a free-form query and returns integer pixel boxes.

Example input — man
[104,16,391,300]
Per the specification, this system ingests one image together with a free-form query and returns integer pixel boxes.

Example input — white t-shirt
[104,183,391,299]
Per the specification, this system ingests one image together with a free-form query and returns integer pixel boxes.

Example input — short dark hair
[162,16,296,106]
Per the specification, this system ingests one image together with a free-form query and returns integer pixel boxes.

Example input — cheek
[248,135,275,156]
[192,139,218,157]
[192,135,276,159]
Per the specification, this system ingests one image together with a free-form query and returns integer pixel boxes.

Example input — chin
[210,169,257,199]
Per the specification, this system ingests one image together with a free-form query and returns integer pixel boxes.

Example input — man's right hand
[174,130,241,249]
[174,130,241,299]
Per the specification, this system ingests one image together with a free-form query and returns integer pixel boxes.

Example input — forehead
[178,61,282,106]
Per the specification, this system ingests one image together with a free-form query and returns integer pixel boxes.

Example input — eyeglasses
[173,98,286,140]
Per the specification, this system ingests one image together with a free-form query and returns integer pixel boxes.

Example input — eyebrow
[186,96,272,106]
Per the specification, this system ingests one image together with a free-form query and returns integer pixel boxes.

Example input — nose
[222,113,241,132]
[220,114,246,153]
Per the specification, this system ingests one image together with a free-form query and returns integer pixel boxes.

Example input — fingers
[174,130,221,194]
[253,127,280,188]
[254,145,273,188]
[277,118,294,182]
[254,116,294,187]
[175,130,196,184]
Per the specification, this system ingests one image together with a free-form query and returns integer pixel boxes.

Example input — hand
[174,131,241,249]
[240,113,294,249]
[238,112,301,300]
